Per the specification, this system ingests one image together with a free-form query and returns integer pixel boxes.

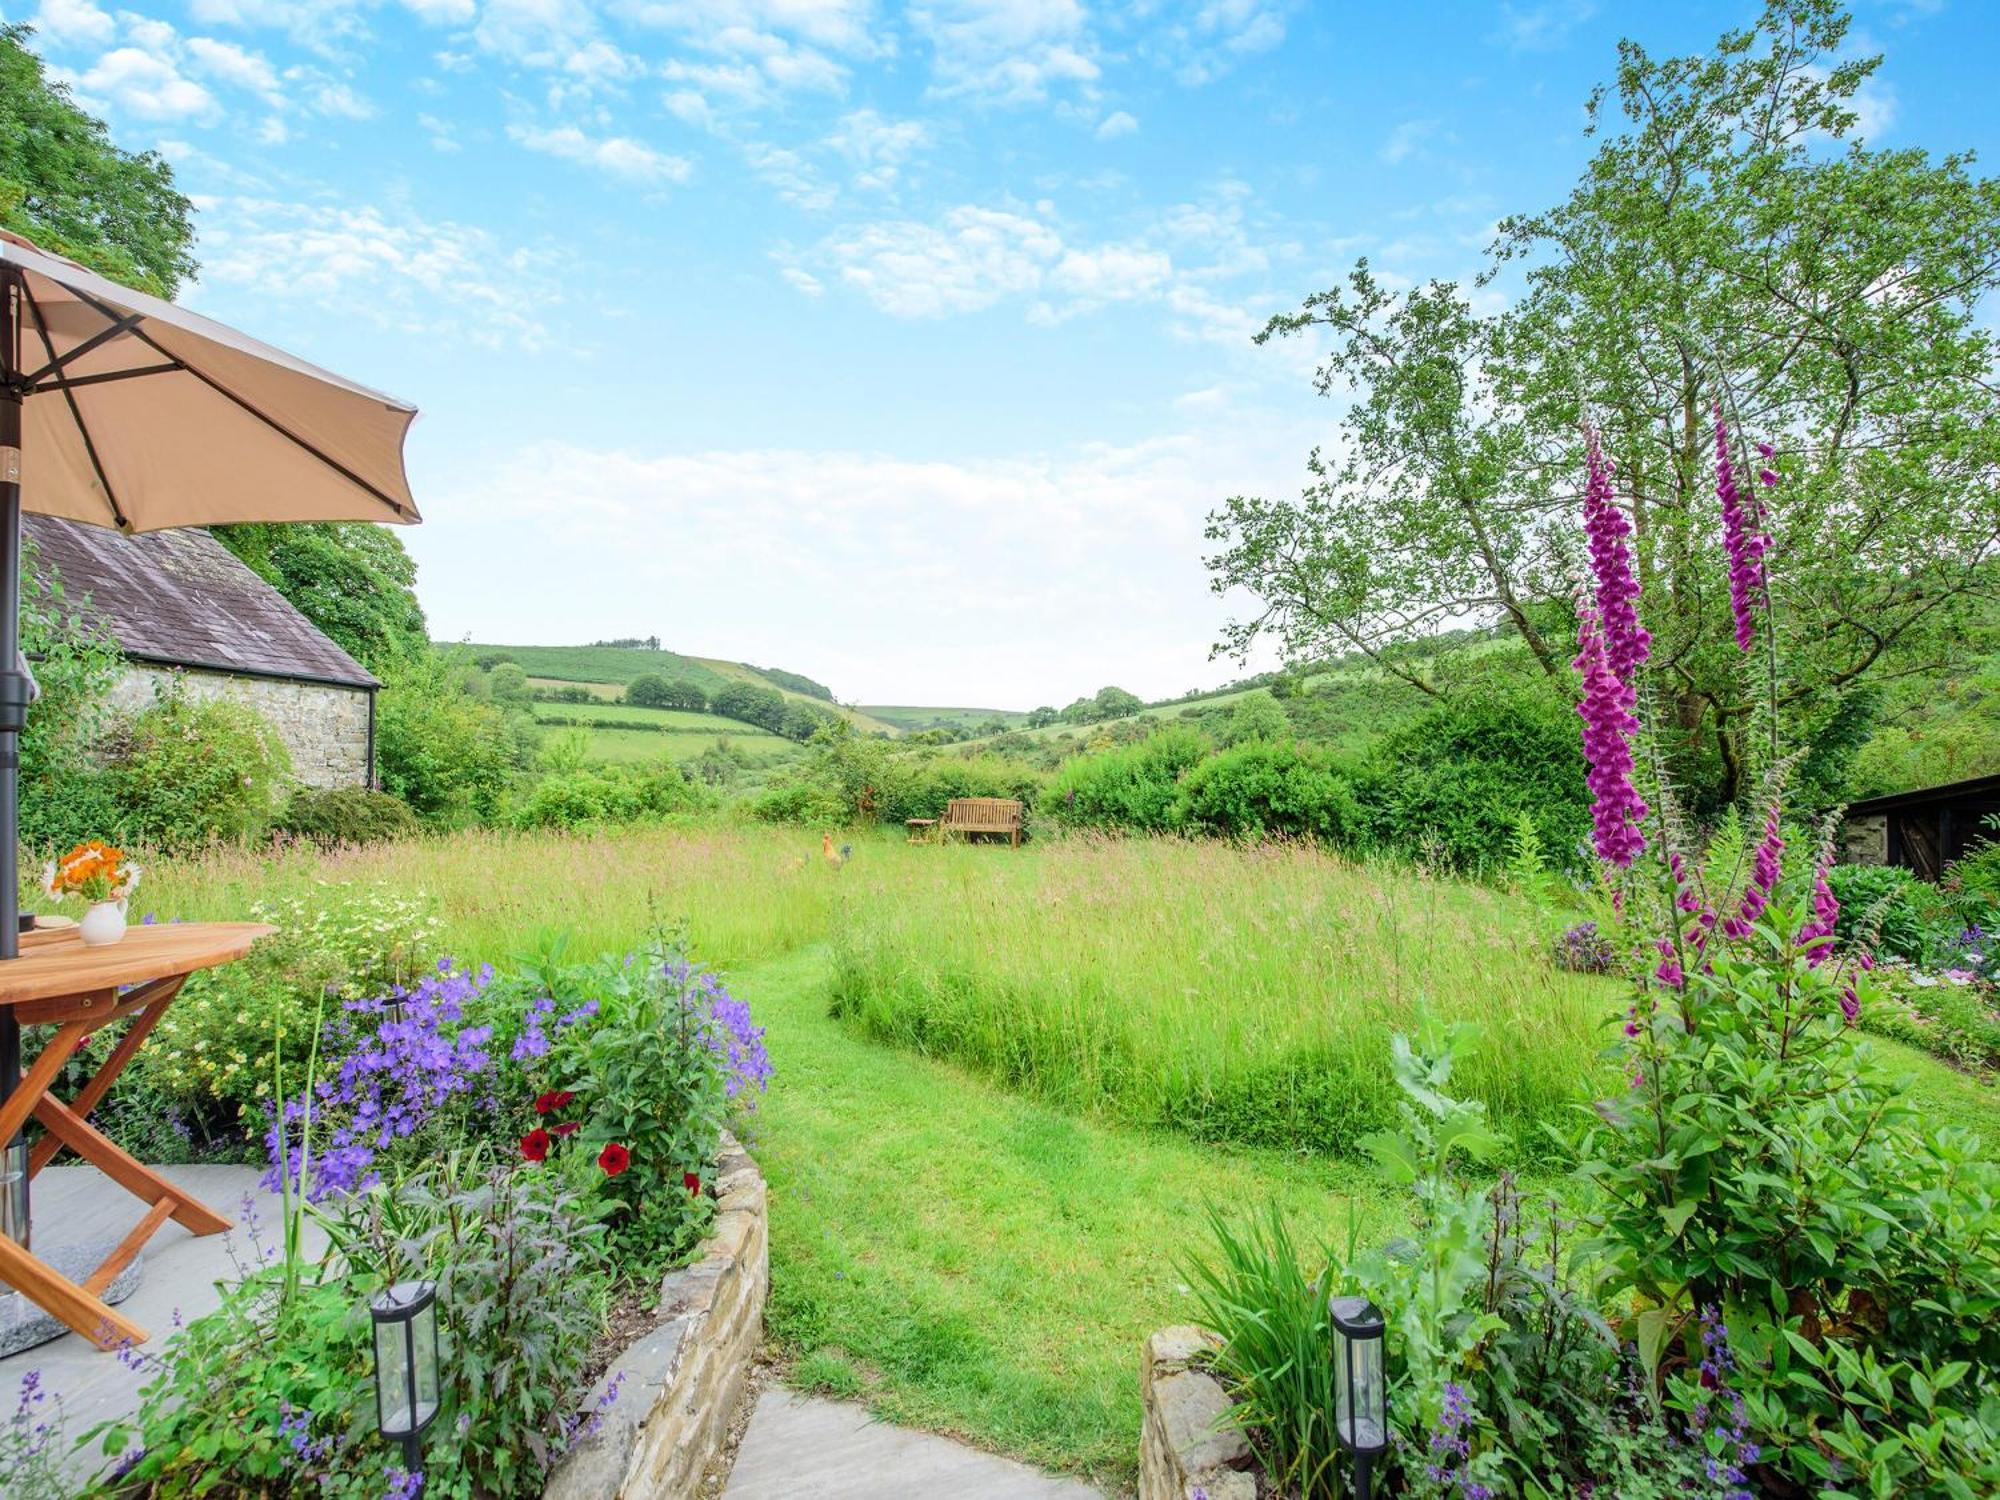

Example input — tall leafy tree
[1209,0,2000,805]
[0,24,195,295]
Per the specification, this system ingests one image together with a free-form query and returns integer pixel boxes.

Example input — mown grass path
[734,944,1403,1494]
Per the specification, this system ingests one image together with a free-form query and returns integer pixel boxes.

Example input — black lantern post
[371,1280,441,1480]
[1329,1294,1387,1500]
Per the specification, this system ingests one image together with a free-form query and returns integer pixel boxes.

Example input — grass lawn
[737,942,1404,1489]
[125,825,1997,1492]
[564,725,798,766]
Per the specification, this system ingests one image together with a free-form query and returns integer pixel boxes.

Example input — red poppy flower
[534,1089,575,1116]
[550,1121,581,1137]
[519,1128,551,1163]
[683,1172,701,1196]
[597,1142,630,1177]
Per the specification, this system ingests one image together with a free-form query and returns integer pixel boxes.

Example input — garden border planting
[544,1132,769,1500]
[1139,1326,1255,1500]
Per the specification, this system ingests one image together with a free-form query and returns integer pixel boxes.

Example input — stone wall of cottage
[107,664,371,789]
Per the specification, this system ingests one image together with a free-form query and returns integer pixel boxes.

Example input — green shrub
[1825,862,1928,961]
[1040,727,1209,832]
[275,786,420,847]
[1171,739,1361,843]
[511,762,706,830]
[1356,689,1589,872]
[744,780,847,827]
[102,679,291,849]
[376,648,523,829]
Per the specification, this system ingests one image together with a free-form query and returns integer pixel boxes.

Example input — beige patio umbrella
[0,229,421,1208]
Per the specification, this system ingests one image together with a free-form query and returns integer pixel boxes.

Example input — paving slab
[0,1162,314,1483]
[724,1389,1101,1500]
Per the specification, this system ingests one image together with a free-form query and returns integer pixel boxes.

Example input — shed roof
[1844,773,2000,819]
[23,514,377,689]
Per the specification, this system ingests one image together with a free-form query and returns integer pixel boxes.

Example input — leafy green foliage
[624,672,706,710]
[1578,866,2000,1496]
[754,664,834,701]
[324,1153,613,1498]
[1172,738,1361,843]
[1039,726,1208,832]
[0,23,194,295]
[510,761,708,830]
[275,786,420,847]
[102,677,292,849]
[1356,688,1589,872]
[376,648,525,828]
[18,535,122,852]
[1218,688,1291,747]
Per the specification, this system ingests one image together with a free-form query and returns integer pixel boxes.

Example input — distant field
[579,726,799,766]
[861,705,1030,733]
[482,644,901,737]
[529,701,776,735]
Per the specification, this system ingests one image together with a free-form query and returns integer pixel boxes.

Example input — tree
[625,673,674,709]
[711,680,788,734]
[1208,0,2000,806]
[376,649,520,828]
[1025,706,1059,728]
[0,25,195,295]
[1221,690,1291,747]
[488,662,529,703]
[212,522,428,673]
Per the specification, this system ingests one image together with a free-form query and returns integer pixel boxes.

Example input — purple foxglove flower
[1715,409,1770,653]
[1583,429,1650,694]
[1574,603,1647,868]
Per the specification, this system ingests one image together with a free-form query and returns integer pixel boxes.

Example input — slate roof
[23,514,378,689]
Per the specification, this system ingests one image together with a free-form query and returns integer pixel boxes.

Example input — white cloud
[417,112,461,151]
[1166,0,1287,84]
[1496,1,1594,53]
[400,0,474,21]
[475,0,600,68]
[821,205,1064,316]
[742,139,836,210]
[1379,117,1440,165]
[824,108,928,190]
[911,0,1099,104]
[74,46,219,120]
[31,0,116,46]
[507,123,693,183]
[185,36,281,98]
[615,0,881,57]
[194,197,561,349]
[1095,108,1137,139]
[779,265,824,295]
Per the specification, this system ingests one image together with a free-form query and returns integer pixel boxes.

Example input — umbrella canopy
[0,231,418,532]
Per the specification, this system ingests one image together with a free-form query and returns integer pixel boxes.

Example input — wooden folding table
[0,920,273,1349]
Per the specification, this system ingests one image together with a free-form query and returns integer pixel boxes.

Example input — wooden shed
[1842,773,2000,880]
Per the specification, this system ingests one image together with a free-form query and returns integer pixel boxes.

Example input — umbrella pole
[0,270,25,1250]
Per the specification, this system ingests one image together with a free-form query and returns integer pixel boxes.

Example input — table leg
[27,979,184,1177]
[32,1098,228,1236]
[0,1232,147,1349]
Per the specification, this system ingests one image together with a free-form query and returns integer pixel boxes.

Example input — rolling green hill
[473,643,901,737]
[861,705,1032,734]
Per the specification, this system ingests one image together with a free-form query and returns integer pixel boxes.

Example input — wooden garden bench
[939,797,1024,847]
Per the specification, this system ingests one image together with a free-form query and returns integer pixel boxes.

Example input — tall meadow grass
[113,823,875,968]
[825,835,1613,1159]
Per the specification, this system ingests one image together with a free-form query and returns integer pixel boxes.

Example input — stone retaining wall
[107,664,372,789]
[545,1133,768,1499]
[1140,1326,1257,1500]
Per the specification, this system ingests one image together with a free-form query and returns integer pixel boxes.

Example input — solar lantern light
[371,1280,441,1479]
[1329,1294,1387,1500]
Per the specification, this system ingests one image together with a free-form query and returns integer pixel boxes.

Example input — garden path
[723,1388,1102,1499]
[2,1162,308,1482]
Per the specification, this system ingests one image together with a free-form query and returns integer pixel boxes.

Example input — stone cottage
[23,514,377,788]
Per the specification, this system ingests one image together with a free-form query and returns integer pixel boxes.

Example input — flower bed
[27,924,773,1497]
[544,1130,768,1499]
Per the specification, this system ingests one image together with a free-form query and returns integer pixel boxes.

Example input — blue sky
[14,0,1997,707]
